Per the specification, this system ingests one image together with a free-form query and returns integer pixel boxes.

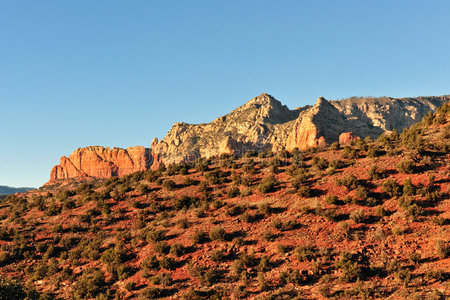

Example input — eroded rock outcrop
[150,93,303,164]
[285,96,447,150]
[286,97,345,150]
[339,132,360,145]
[48,93,448,181]
[50,146,151,181]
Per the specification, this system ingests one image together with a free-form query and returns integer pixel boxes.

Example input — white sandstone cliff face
[151,94,447,162]
[150,93,303,164]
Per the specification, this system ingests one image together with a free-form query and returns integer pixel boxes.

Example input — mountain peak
[315,96,329,106]
[245,92,278,106]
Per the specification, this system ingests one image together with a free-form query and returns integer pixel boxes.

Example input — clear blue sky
[1,1,449,187]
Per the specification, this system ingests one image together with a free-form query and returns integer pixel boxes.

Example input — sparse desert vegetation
[0,102,448,299]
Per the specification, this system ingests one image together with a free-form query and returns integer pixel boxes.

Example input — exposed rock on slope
[330,96,446,138]
[48,93,448,181]
[286,97,345,150]
[150,93,303,165]
[152,94,446,160]
[50,146,151,181]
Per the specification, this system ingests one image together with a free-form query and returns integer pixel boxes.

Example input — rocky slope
[50,146,151,181]
[49,93,448,181]
[152,93,447,159]
[6,102,450,299]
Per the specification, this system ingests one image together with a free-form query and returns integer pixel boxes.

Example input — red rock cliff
[286,97,344,150]
[50,146,151,181]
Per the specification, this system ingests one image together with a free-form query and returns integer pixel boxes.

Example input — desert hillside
[0,101,448,299]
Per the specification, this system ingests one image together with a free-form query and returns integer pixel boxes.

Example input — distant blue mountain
[0,185,35,195]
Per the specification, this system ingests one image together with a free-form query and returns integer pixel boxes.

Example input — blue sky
[1,0,449,187]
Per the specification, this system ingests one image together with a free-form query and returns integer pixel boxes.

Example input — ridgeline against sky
[1,1,450,187]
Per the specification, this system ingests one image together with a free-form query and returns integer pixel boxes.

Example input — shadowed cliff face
[48,93,448,181]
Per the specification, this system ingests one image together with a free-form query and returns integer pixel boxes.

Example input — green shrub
[209,249,226,262]
[139,287,163,299]
[336,174,359,191]
[0,277,29,299]
[146,229,166,243]
[297,185,311,197]
[335,252,363,282]
[192,230,208,244]
[72,269,106,299]
[173,196,196,210]
[209,227,227,241]
[159,257,176,270]
[141,255,159,271]
[382,179,402,198]
[240,211,257,223]
[331,142,340,150]
[397,160,415,174]
[436,240,449,259]
[169,243,184,257]
[375,205,388,217]
[189,265,221,286]
[150,272,172,286]
[409,251,421,265]
[204,169,227,185]
[425,269,446,281]
[396,268,411,287]
[226,186,240,198]
[402,178,416,196]
[257,175,277,193]
[162,179,177,190]
[262,230,276,242]
[342,146,359,159]
[355,186,370,202]
[295,245,317,261]
[325,195,339,205]
[367,165,386,180]
[153,241,170,255]
[350,209,365,223]
[366,145,381,158]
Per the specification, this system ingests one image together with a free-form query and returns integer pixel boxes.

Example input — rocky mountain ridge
[48,93,448,181]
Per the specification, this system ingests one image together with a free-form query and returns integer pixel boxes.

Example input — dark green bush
[295,245,317,261]
[367,165,387,180]
[209,227,227,241]
[382,179,402,198]
[336,174,359,191]
[162,179,177,190]
[169,243,184,257]
[192,230,208,244]
[350,209,365,223]
[397,159,415,174]
[226,186,240,198]
[159,257,176,270]
[257,175,278,193]
[141,255,159,271]
[209,249,226,262]
[335,252,363,282]
[72,269,106,299]
[297,185,311,197]
[153,241,170,255]
[324,195,338,205]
